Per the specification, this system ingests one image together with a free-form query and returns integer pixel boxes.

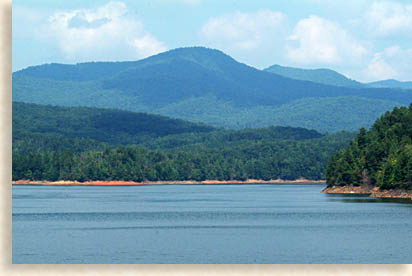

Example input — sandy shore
[322,185,412,200]
[12,178,325,186]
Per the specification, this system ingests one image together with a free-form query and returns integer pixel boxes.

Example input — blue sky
[13,0,412,82]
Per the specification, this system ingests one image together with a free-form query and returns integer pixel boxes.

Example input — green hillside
[264,64,364,88]
[13,102,355,181]
[155,95,401,132]
[13,102,322,151]
[13,47,412,132]
[13,102,215,146]
[326,104,412,190]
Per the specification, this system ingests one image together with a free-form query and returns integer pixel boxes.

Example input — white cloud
[199,10,289,67]
[200,10,287,51]
[286,16,367,65]
[365,1,412,36]
[131,35,169,58]
[363,46,412,81]
[47,1,167,62]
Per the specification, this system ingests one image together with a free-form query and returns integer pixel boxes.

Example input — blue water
[12,183,412,264]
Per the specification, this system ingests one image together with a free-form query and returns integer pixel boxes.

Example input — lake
[12,183,412,264]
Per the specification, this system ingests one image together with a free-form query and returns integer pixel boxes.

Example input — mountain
[13,102,355,182]
[326,104,412,191]
[264,64,365,88]
[367,79,412,90]
[13,47,412,132]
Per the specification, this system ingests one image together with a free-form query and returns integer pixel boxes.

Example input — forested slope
[13,102,215,145]
[13,102,355,182]
[264,64,364,88]
[326,104,412,190]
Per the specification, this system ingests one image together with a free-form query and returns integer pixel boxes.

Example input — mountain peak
[136,46,239,73]
[154,46,230,58]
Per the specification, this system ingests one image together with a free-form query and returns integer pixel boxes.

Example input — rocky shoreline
[322,185,412,200]
[12,178,325,186]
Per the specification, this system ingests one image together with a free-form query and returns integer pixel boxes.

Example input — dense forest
[326,104,412,190]
[13,102,355,182]
[13,47,410,132]
[13,102,215,145]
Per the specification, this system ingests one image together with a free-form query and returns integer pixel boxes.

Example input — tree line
[13,102,355,182]
[326,104,412,190]
[13,133,354,182]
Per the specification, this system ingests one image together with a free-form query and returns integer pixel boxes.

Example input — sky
[12,0,412,82]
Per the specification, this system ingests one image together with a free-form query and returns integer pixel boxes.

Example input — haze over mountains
[367,79,412,90]
[264,64,364,88]
[264,64,412,90]
[13,46,412,132]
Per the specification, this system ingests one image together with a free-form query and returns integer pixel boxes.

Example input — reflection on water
[12,183,412,264]
[325,193,412,205]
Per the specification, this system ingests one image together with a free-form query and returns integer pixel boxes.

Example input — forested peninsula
[12,102,354,184]
[324,104,412,199]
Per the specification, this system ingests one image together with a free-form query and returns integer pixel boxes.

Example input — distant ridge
[367,79,412,90]
[264,64,364,88]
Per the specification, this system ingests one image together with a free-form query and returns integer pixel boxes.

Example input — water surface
[12,183,412,264]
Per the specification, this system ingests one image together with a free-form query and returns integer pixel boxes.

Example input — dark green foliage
[13,131,110,154]
[326,104,412,190]
[13,47,412,133]
[13,102,215,145]
[264,64,364,88]
[12,132,354,182]
[12,102,355,181]
[12,102,323,150]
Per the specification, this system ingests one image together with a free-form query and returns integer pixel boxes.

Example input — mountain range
[367,79,412,90]
[264,64,412,90]
[264,64,364,88]
[13,46,412,132]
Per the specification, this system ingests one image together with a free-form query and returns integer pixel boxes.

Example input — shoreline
[322,185,412,200]
[12,178,325,186]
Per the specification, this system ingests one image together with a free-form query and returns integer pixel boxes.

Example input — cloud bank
[199,1,412,81]
[199,10,290,67]
[47,1,167,62]
[286,16,367,65]
[365,1,412,36]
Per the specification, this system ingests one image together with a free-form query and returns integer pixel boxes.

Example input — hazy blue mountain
[367,79,412,90]
[264,64,364,88]
[12,47,412,132]
[13,61,140,82]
